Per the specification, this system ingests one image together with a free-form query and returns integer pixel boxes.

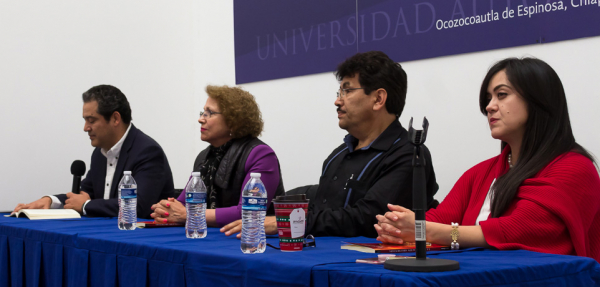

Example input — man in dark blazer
[13,85,174,218]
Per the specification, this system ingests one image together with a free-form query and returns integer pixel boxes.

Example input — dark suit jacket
[56,124,174,218]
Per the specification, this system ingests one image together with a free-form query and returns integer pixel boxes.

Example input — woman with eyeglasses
[150,85,284,227]
[375,57,600,261]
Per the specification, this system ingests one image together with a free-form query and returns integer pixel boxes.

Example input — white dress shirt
[476,178,495,225]
[47,124,132,215]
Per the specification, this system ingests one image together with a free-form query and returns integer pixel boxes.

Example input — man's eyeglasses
[199,110,222,119]
[337,87,364,99]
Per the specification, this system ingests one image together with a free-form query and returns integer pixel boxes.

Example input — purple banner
[234,0,600,84]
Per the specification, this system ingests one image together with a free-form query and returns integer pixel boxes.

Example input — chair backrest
[285,184,319,202]
[173,189,184,200]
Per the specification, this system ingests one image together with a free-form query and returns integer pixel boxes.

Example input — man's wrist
[42,196,51,205]
[82,200,91,215]
[44,195,63,209]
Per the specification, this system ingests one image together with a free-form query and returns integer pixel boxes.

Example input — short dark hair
[82,85,132,124]
[479,57,595,218]
[335,51,407,117]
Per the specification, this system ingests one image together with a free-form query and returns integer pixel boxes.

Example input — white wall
[0,1,197,210]
[1,1,598,211]
[245,38,600,203]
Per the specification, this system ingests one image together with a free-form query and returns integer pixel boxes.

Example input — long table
[1,214,599,287]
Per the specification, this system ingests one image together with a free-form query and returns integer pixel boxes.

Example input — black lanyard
[266,234,316,250]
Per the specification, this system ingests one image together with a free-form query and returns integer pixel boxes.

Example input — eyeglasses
[199,110,222,119]
[337,87,364,99]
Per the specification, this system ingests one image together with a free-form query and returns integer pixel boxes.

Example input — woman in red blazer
[375,58,600,262]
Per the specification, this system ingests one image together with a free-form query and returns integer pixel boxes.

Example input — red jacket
[427,147,600,262]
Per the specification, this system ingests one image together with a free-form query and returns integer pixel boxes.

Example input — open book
[4,209,81,220]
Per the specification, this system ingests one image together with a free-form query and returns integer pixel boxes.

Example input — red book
[341,242,450,253]
[136,221,185,228]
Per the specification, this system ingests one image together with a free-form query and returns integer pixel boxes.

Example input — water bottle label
[186,192,206,203]
[241,197,267,211]
[120,188,137,199]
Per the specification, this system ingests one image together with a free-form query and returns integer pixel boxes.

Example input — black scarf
[199,141,233,209]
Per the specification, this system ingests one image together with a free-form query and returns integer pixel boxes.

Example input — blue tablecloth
[1,214,599,287]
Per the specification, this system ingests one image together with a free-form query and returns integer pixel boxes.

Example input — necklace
[508,154,513,168]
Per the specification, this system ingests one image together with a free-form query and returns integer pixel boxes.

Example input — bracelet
[450,222,460,250]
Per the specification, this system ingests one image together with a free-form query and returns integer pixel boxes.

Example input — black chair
[284,184,318,202]
[428,199,440,210]
[173,189,184,199]
[285,184,439,210]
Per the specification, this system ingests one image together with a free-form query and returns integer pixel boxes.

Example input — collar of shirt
[101,123,132,160]
[343,120,403,153]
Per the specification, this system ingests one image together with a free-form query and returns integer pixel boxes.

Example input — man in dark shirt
[222,51,438,238]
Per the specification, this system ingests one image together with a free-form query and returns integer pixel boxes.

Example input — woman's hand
[151,197,186,223]
[374,204,416,244]
[376,204,491,248]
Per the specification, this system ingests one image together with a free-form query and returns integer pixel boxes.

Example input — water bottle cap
[124,171,132,175]
[250,172,261,178]
[191,172,201,177]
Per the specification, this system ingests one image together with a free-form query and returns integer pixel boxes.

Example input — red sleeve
[480,197,573,255]
[480,153,600,260]
[426,157,497,225]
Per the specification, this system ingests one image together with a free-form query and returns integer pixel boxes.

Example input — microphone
[71,160,86,194]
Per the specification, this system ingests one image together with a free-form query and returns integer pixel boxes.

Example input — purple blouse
[176,144,281,227]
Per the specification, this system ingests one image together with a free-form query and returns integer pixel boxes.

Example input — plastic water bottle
[118,171,137,230]
[186,172,207,238]
[241,173,267,254]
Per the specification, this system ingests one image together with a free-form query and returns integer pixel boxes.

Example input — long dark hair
[478,58,596,218]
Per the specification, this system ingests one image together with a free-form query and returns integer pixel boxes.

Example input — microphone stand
[384,117,459,272]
